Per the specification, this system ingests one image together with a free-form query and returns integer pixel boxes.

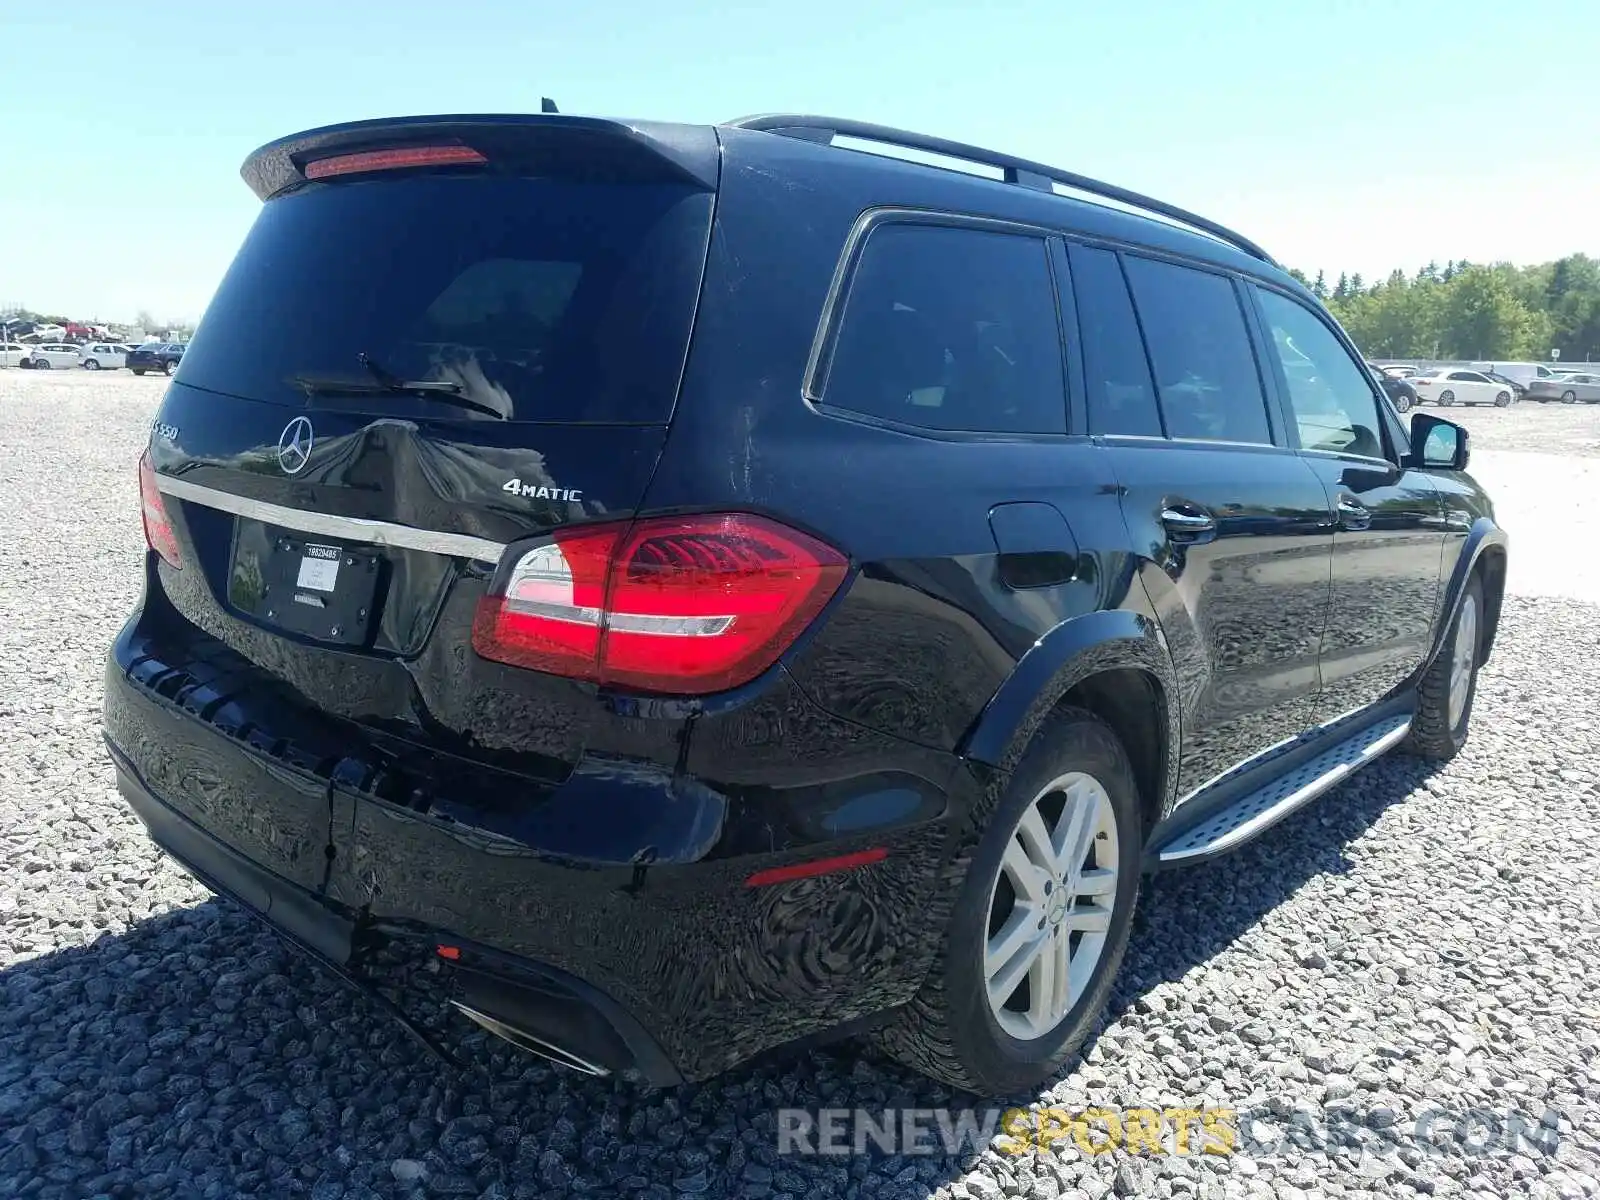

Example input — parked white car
[1,342,31,367]
[77,342,126,370]
[22,343,82,370]
[1411,369,1515,407]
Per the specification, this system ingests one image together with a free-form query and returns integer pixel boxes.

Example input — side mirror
[1409,413,1469,470]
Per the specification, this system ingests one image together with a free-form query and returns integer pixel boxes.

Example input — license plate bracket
[229,525,381,646]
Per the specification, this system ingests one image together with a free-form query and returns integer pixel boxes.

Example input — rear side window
[1122,256,1272,445]
[179,175,714,423]
[1069,244,1161,437]
[822,223,1066,435]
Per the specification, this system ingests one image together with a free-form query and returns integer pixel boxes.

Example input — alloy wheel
[983,771,1119,1041]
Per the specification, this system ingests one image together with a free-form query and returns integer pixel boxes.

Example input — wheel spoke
[1016,804,1056,873]
[1064,903,1112,933]
[986,904,1042,978]
[1067,927,1101,998]
[1002,839,1047,904]
[1051,787,1093,876]
[1027,927,1065,1027]
[1073,867,1118,899]
[988,922,1046,1007]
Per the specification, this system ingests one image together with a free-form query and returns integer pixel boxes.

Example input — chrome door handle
[1336,497,1371,531]
[1160,506,1217,542]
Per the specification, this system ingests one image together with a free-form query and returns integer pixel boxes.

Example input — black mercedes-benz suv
[105,111,1507,1097]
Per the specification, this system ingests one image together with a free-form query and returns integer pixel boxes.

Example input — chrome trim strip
[155,475,507,564]
[450,1002,611,1077]
[1159,719,1410,864]
[1174,732,1300,809]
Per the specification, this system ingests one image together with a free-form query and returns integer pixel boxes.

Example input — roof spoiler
[241,114,720,200]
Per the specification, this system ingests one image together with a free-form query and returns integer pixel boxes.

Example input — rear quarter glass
[178,175,714,424]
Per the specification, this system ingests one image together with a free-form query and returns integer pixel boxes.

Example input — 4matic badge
[502,478,583,503]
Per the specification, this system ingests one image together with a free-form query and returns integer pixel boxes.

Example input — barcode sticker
[296,547,341,593]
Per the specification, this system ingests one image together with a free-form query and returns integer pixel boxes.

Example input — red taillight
[472,513,848,695]
[138,452,182,570]
[304,144,487,180]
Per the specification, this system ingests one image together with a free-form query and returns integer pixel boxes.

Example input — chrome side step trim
[155,475,507,564]
[450,1001,612,1077]
[1157,714,1411,864]
[1174,731,1300,810]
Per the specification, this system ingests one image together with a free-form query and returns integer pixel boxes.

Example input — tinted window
[1122,256,1271,444]
[824,224,1066,434]
[1256,288,1388,460]
[1070,244,1161,437]
[181,175,713,422]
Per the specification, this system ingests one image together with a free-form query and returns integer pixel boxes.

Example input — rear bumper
[108,745,683,1083]
[103,575,985,1081]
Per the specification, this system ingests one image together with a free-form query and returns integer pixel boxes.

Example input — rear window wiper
[289,353,506,419]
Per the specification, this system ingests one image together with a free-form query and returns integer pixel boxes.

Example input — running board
[1155,714,1411,864]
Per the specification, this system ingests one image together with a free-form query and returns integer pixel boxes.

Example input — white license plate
[295,546,342,593]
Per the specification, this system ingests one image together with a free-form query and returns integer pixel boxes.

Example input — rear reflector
[745,848,889,888]
[138,452,182,570]
[472,513,848,695]
[305,144,487,180]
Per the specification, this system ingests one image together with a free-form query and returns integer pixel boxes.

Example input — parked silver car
[1527,372,1600,403]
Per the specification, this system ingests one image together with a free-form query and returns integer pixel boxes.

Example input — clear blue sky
[4,0,1595,324]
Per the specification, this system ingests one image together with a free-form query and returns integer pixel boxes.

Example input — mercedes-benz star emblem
[278,417,314,475]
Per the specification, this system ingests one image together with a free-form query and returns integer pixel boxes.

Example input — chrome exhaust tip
[450,1000,611,1077]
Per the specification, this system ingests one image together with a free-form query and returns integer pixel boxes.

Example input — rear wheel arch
[1055,669,1169,839]
[960,612,1180,836]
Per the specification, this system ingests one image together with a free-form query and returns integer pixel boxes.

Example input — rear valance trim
[155,475,507,564]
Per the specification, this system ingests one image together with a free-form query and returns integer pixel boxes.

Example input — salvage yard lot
[2,369,1598,1199]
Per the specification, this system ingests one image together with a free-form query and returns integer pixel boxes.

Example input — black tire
[1494,390,1510,407]
[83,358,100,370]
[1563,390,1577,404]
[870,707,1143,1096]
[35,359,50,370]
[162,359,176,376]
[132,368,146,376]
[1438,389,1454,405]
[1406,574,1484,762]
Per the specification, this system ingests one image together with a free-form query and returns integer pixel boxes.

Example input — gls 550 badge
[502,478,582,503]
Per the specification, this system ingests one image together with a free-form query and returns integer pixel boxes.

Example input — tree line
[8,254,1600,365]
[1287,254,1600,364]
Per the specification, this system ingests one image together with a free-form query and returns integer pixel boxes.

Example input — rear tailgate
[146,115,718,760]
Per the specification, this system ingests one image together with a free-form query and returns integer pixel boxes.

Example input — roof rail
[722,114,1275,266]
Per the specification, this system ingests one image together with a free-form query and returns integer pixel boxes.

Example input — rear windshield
[180,174,713,423]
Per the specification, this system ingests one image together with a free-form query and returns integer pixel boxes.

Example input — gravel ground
[2,369,1598,1199]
